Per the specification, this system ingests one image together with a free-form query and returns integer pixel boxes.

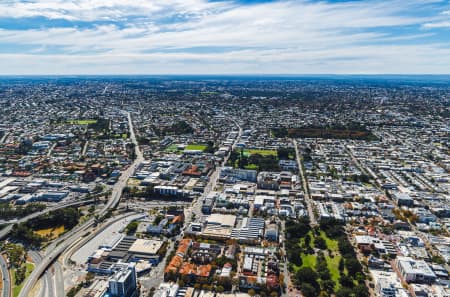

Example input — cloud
[0,0,227,21]
[0,0,450,74]
[423,21,450,28]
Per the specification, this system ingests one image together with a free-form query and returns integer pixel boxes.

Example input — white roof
[129,239,164,255]
[207,214,236,227]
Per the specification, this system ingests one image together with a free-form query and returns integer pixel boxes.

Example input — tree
[296,267,319,288]
[321,279,335,294]
[125,221,139,235]
[338,257,345,272]
[355,272,365,283]
[314,237,327,250]
[304,233,311,247]
[339,275,354,288]
[277,147,294,160]
[202,284,211,291]
[346,258,362,275]
[216,285,224,293]
[431,255,445,265]
[353,284,370,297]
[85,272,95,284]
[336,287,353,297]
[301,283,317,297]
[287,245,302,266]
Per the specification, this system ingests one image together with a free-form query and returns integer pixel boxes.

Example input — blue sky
[1,0,450,74]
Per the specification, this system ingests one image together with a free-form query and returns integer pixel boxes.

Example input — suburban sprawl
[0,76,449,297]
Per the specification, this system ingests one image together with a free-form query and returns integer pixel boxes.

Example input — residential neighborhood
[0,77,448,297]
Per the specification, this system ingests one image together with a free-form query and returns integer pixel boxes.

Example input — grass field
[165,144,180,152]
[67,119,97,125]
[185,144,207,151]
[34,225,65,240]
[293,230,344,291]
[12,263,34,297]
[326,255,342,290]
[113,133,128,139]
[320,231,339,251]
[300,254,317,269]
[243,149,277,157]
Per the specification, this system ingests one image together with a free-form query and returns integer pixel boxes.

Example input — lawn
[300,254,317,269]
[185,144,207,151]
[12,263,34,297]
[292,230,344,291]
[67,119,97,125]
[243,149,277,157]
[113,133,128,139]
[244,164,258,170]
[165,144,180,152]
[325,255,342,290]
[320,231,339,252]
[34,225,65,240]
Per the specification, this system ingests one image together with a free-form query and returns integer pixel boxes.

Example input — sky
[1,0,450,75]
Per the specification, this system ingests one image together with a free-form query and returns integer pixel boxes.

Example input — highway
[293,139,317,226]
[61,212,140,268]
[54,262,64,297]
[18,111,143,297]
[0,255,10,297]
[28,251,48,297]
[0,199,94,241]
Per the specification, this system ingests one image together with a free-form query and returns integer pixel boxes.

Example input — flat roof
[129,239,164,255]
[206,213,236,227]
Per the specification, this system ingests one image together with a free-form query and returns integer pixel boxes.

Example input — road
[62,212,141,267]
[28,251,48,297]
[0,199,95,240]
[81,140,89,156]
[0,255,10,297]
[54,262,64,297]
[46,143,57,157]
[0,132,8,144]
[18,111,143,297]
[293,139,317,226]
[185,118,242,224]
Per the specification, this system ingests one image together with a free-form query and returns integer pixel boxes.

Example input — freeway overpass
[0,199,94,241]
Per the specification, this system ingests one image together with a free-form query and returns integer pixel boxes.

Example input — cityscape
[0,76,448,297]
[1,0,450,296]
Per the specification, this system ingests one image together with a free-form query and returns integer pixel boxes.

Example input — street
[0,255,10,297]
[293,139,317,226]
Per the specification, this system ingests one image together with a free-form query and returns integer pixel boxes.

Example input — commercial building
[128,239,164,257]
[220,167,257,182]
[202,214,237,239]
[396,256,437,284]
[108,263,138,297]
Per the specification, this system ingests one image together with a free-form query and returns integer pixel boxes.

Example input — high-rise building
[108,263,138,297]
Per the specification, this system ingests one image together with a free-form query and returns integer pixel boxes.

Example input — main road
[186,117,242,226]
[18,111,143,297]
[293,139,317,226]
[0,254,11,297]
[28,251,48,297]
